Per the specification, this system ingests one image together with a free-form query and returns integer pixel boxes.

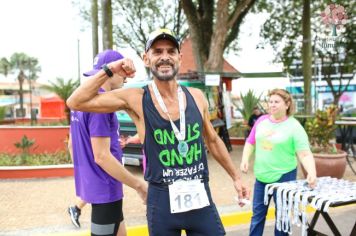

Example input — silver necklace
[151,81,188,157]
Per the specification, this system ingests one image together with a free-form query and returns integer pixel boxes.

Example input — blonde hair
[268,88,295,116]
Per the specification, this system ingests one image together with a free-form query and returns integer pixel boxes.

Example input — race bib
[168,179,210,214]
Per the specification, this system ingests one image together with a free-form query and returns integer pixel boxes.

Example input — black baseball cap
[145,28,180,52]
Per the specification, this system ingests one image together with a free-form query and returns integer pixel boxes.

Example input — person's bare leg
[68,197,86,228]
[76,198,87,209]
[116,221,127,236]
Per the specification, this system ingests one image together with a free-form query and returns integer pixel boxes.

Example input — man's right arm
[67,58,136,113]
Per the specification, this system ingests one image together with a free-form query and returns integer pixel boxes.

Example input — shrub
[0,151,72,166]
[305,105,339,154]
[235,90,263,122]
[0,107,6,120]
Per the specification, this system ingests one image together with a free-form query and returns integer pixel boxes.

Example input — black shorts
[91,200,124,236]
[147,182,226,236]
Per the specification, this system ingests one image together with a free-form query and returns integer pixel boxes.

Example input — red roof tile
[179,37,239,74]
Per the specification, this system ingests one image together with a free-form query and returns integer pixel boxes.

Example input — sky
[0,0,282,85]
[0,0,83,82]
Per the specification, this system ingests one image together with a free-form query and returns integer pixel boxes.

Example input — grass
[0,151,72,166]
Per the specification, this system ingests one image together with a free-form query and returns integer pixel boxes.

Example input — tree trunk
[204,0,229,72]
[187,29,206,73]
[101,0,113,50]
[302,0,312,114]
[92,0,99,58]
[17,71,25,117]
[181,0,213,72]
[333,94,341,106]
[181,0,255,73]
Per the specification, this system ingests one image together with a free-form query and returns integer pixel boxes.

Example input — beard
[151,60,179,81]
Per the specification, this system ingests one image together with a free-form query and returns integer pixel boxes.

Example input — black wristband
[102,64,114,77]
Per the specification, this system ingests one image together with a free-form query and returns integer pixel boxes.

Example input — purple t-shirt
[70,90,123,203]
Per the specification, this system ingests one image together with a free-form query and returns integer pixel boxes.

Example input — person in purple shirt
[68,49,147,236]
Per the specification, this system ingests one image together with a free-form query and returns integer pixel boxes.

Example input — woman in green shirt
[240,88,317,236]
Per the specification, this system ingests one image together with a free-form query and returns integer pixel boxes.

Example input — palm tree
[42,78,80,124]
[0,53,41,118]
[26,57,41,123]
[0,58,11,76]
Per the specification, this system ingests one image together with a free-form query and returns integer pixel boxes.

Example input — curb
[0,164,73,179]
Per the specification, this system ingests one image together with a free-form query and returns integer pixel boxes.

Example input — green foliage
[42,78,80,124]
[0,151,71,166]
[73,0,189,58]
[0,58,11,76]
[7,53,41,79]
[256,1,355,107]
[0,53,41,119]
[42,78,80,101]
[0,107,6,120]
[237,89,262,121]
[74,0,256,74]
[256,0,354,68]
[112,0,189,56]
[14,135,35,158]
[305,105,339,154]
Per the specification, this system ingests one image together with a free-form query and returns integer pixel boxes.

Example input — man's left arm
[197,91,250,204]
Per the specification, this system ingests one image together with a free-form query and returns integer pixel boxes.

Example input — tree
[112,0,188,56]
[42,78,80,124]
[256,1,354,110]
[102,0,113,49]
[0,58,11,76]
[91,0,99,57]
[75,0,188,77]
[181,0,257,72]
[302,0,312,114]
[0,53,41,118]
[75,0,256,74]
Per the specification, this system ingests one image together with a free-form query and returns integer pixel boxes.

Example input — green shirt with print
[254,116,310,183]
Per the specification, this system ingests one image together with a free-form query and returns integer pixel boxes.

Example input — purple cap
[83,49,124,77]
